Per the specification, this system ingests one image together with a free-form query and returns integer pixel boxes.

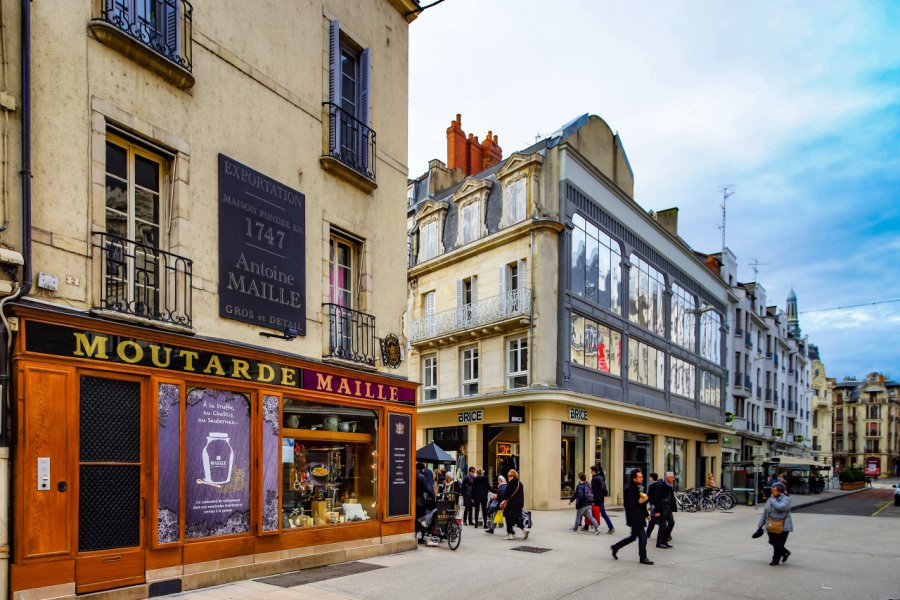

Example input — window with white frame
[461,346,479,396]
[423,291,436,337]
[328,20,372,177]
[500,259,526,312]
[507,337,528,389]
[628,253,666,336]
[419,220,438,262]
[504,177,526,225]
[460,202,479,244]
[422,354,438,402]
[457,276,477,327]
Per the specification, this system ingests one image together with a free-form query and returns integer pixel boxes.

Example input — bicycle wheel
[700,497,715,511]
[714,495,730,510]
[447,521,462,550]
[719,492,736,510]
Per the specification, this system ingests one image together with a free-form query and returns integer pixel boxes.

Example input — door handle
[57,481,67,492]
[102,555,122,563]
[140,497,145,519]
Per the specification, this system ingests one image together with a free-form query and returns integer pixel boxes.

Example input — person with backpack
[569,472,601,533]
[590,465,616,533]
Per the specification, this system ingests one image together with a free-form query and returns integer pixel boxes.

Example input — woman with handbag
[754,481,793,565]
[498,469,528,540]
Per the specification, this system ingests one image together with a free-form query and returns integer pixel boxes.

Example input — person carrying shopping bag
[752,481,793,565]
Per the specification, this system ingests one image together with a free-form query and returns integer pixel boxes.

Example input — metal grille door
[78,376,141,552]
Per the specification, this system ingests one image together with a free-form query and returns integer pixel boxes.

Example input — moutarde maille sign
[218,154,306,334]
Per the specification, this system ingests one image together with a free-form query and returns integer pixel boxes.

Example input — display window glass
[593,426,611,487]
[561,423,585,499]
[281,399,378,529]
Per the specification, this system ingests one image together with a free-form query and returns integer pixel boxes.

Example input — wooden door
[74,374,146,593]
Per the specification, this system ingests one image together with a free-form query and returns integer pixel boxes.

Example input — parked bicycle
[674,487,737,512]
[420,499,462,550]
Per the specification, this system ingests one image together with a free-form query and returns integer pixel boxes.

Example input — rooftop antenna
[717,184,735,252]
[749,259,769,282]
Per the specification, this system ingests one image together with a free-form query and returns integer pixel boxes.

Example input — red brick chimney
[481,131,502,170]
[446,114,468,174]
[446,115,503,176]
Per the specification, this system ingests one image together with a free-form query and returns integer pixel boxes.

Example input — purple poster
[261,394,280,532]
[185,388,251,538]
[157,383,181,544]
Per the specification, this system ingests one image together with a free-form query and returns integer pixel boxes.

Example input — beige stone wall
[3,0,413,372]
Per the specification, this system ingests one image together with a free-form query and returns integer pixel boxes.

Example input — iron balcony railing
[766,388,772,401]
[324,102,376,182]
[744,332,752,348]
[735,327,744,337]
[744,375,752,389]
[733,372,744,387]
[99,0,193,71]
[92,231,192,327]
[324,303,376,366]
[407,288,531,342]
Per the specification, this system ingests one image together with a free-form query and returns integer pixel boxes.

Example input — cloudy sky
[408,1,900,380]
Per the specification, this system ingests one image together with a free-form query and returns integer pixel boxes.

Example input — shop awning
[769,456,831,469]
[416,442,455,464]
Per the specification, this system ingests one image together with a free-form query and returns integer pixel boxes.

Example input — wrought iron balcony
[744,332,752,348]
[324,303,376,366]
[96,0,192,71]
[766,388,772,401]
[324,102,376,182]
[92,231,192,327]
[407,288,531,343]
[735,327,744,337]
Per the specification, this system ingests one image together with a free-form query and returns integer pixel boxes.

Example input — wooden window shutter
[328,20,341,153]
[359,47,370,172]
[164,1,180,59]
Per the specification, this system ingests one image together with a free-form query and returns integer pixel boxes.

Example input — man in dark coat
[472,468,490,528]
[610,468,653,565]
[648,471,676,548]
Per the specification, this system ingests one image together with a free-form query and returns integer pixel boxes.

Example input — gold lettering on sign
[179,350,199,371]
[149,344,172,368]
[281,368,297,387]
[203,355,225,376]
[117,340,144,364]
[232,359,251,380]
[337,378,352,396]
[73,332,109,359]
[389,387,398,401]
[316,373,333,392]
[377,384,385,400]
[258,363,275,383]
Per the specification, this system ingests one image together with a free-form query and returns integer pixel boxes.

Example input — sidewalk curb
[791,487,870,510]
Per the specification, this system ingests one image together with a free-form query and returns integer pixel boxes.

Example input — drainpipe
[0,1,33,596]
[528,228,534,386]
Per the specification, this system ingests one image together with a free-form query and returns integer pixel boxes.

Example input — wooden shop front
[9,306,417,598]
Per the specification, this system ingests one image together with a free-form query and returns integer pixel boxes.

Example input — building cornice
[408,217,564,278]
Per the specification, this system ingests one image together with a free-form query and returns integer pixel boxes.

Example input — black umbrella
[416,441,455,463]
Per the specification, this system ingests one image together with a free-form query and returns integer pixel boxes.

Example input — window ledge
[91,308,195,335]
[320,155,377,194]
[89,20,195,90]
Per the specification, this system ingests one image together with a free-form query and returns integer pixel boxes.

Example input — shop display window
[593,427,611,487]
[561,423,585,499]
[281,399,378,529]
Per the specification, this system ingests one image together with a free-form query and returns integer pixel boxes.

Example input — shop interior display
[280,400,377,528]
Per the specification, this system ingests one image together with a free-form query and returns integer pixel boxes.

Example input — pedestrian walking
[460,466,476,526]
[645,472,660,539]
[648,472,676,548]
[753,481,793,566]
[590,465,615,534]
[568,472,601,533]
[610,468,653,565]
[498,469,528,540]
[485,475,507,534]
[472,468,490,527]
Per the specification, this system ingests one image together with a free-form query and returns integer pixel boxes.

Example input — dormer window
[419,220,439,262]
[504,177,525,225]
[460,203,479,244]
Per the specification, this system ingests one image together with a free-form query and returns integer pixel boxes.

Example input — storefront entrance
[482,424,519,485]
[623,431,653,489]
[75,375,146,593]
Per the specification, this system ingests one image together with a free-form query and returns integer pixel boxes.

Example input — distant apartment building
[832,373,900,478]
[701,251,814,474]
[0,2,420,597]
[406,114,730,509]
[809,346,834,466]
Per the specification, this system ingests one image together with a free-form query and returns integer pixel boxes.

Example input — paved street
[170,487,900,600]
[797,485,899,518]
